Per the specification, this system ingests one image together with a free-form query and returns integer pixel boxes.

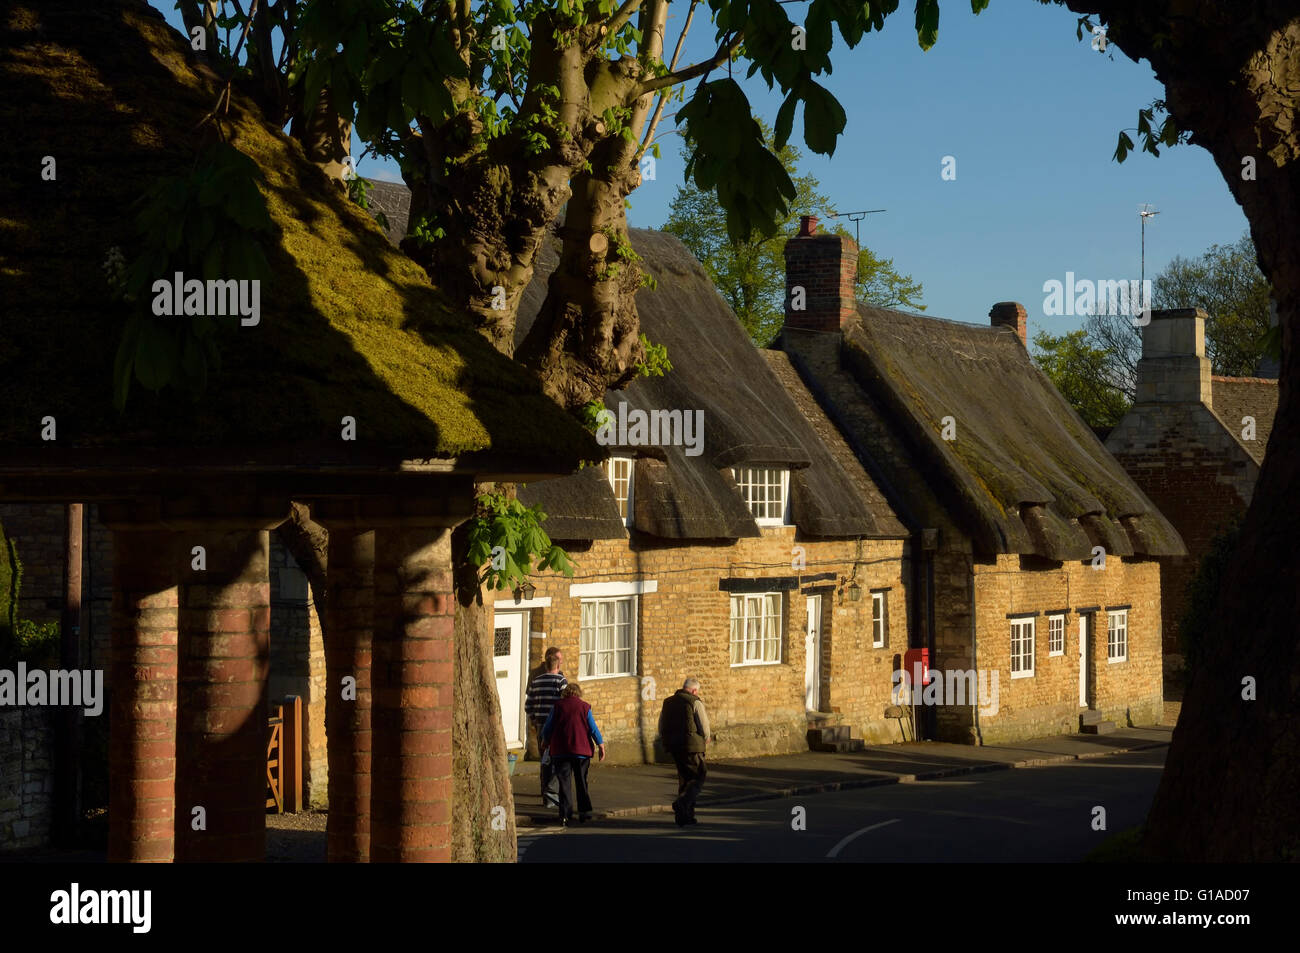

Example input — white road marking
[826,818,902,859]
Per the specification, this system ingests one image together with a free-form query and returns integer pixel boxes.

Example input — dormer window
[732,467,790,526]
[605,456,634,526]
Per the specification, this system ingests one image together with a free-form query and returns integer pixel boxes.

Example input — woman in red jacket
[540,683,606,825]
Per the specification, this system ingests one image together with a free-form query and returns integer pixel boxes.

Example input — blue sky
[153,2,1249,335]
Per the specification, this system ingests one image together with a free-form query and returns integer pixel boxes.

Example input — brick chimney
[784,215,858,332]
[1135,308,1212,404]
[989,301,1027,346]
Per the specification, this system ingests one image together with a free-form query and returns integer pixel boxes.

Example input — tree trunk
[290,89,352,188]
[515,6,665,407]
[516,147,647,408]
[1057,0,1300,861]
[450,514,516,863]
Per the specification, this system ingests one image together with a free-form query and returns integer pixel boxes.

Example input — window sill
[1107,656,1127,664]
[577,672,638,681]
[1010,669,1034,679]
[730,660,783,668]
[1048,650,1064,657]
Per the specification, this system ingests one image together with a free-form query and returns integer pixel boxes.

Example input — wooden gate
[266,695,303,813]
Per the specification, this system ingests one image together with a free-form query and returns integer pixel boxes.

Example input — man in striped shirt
[525,647,567,808]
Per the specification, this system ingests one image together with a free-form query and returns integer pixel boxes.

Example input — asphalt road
[517,748,1165,862]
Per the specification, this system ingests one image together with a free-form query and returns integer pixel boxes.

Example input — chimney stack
[989,301,1027,346]
[1135,308,1212,404]
[784,216,858,333]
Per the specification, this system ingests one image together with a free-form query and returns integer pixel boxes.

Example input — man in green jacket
[658,678,710,826]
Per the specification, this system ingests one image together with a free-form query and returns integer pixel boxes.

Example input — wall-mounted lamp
[518,581,537,601]
[847,582,862,603]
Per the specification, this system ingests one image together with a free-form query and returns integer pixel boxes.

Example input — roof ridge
[1212,375,1279,385]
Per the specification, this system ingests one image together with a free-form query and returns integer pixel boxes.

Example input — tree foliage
[665,123,923,346]
[1034,233,1273,426]
[1031,328,1131,430]
[174,0,963,404]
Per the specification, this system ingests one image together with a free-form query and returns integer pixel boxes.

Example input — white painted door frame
[492,610,529,749]
[805,595,822,711]
[1078,614,1088,707]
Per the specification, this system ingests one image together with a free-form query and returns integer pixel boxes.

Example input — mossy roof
[0,0,596,471]
[841,305,1185,559]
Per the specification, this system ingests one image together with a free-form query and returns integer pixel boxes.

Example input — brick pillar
[324,527,375,862]
[174,528,272,862]
[989,301,1028,346]
[370,524,454,862]
[107,526,178,863]
[783,215,859,333]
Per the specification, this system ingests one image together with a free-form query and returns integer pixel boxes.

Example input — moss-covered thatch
[0,0,596,467]
[841,306,1185,559]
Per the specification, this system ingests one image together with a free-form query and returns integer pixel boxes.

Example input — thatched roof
[833,305,1184,559]
[0,0,595,474]
[1211,376,1277,464]
[513,231,904,541]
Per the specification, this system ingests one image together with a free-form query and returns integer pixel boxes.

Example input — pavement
[512,725,1173,827]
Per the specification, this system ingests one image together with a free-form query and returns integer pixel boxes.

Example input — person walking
[658,677,710,826]
[540,683,606,825]
[524,647,567,808]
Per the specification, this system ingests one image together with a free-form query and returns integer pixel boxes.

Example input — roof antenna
[826,208,886,248]
[1139,204,1160,292]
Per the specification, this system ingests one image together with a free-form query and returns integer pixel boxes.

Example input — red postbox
[903,647,930,694]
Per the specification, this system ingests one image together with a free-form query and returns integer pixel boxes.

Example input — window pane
[617,599,631,624]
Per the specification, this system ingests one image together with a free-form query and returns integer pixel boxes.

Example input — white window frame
[1047,613,1065,657]
[578,595,638,679]
[1107,609,1128,663]
[729,592,784,666]
[605,456,635,527]
[871,591,888,648]
[731,467,791,526]
[1010,618,1035,678]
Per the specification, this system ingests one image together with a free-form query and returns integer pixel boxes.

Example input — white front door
[805,595,822,711]
[1078,614,1088,707]
[492,611,527,748]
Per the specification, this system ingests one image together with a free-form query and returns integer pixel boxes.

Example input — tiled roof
[1211,376,1278,463]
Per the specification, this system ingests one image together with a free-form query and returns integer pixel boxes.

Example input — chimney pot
[989,301,1027,346]
[798,215,818,237]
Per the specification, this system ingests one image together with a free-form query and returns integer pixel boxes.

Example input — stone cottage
[491,230,913,761]
[1104,308,1278,672]
[779,217,1185,744]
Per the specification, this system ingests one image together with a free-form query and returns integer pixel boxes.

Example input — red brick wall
[1106,404,1256,658]
[783,233,859,333]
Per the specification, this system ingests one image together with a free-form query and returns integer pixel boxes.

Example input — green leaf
[774,93,798,151]
[971,0,990,12]
[133,319,176,392]
[915,0,940,51]
[1114,130,1134,163]
[801,81,846,156]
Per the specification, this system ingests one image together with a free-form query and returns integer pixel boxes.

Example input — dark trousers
[552,756,592,821]
[534,721,558,803]
[671,752,707,819]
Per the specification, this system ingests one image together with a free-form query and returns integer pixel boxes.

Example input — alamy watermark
[151,271,261,326]
[1042,272,1152,325]
[0,664,104,716]
[595,401,704,457]
[50,883,150,933]
[892,664,1000,716]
